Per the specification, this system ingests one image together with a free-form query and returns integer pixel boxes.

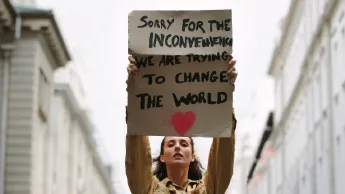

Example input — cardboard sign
[127,10,233,137]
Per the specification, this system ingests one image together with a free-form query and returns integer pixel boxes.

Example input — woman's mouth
[173,153,183,157]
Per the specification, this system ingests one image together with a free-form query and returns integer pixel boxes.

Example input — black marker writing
[136,93,164,110]
[135,56,154,68]
[159,55,182,66]
[175,71,228,84]
[148,33,232,48]
[142,74,166,85]
[182,19,205,33]
[208,19,232,32]
[172,92,227,107]
[187,51,229,63]
[137,16,174,29]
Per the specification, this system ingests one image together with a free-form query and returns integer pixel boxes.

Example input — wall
[330,1,345,193]
[249,0,345,193]
[4,35,38,194]
[10,0,35,6]
[49,85,113,194]
[31,32,56,194]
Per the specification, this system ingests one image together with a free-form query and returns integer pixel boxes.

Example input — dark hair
[153,137,204,181]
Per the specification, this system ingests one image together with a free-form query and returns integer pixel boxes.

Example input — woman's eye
[168,144,174,147]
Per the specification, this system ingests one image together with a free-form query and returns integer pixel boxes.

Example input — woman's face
[160,136,195,167]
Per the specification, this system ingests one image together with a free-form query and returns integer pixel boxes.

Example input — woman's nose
[174,144,181,151]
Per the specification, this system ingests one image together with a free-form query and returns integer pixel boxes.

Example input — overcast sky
[34,0,290,192]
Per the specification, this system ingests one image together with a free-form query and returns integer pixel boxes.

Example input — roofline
[15,7,72,62]
[0,0,15,25]
[3,0,15,16]
[268,0,299,75]
[1,0,72,67]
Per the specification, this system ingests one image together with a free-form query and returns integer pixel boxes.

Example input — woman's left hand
[227,58,238,90]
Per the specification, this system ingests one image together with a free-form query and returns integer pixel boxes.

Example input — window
[78,165,82,178]
[312,65,322,122]
[53,171,56,183]
[275,75,283,122]
[319,46,328,112]
[38,68,50,121]
[306,80,314,134]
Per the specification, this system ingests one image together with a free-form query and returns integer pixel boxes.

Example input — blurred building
[223,134,254,194]
[247,113,274,194]
[0,1,114,194]
[11,0,34,6]
[49,83,113,194]
[247,0,345,193]
[52,39,114,194]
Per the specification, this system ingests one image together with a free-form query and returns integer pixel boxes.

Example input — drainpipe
[0,47,12,194]
[0,14,21,194]
[325,12,336,194]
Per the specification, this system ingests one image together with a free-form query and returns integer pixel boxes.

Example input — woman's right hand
[127,56,138,76]
[126,56,138,92]
[126,56,138,123]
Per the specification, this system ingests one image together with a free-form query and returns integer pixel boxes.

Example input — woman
[125,56,238,194]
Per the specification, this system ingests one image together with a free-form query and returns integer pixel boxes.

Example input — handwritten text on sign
[127,10,233,137]
[128,10,233,55]
[127,53,233,137]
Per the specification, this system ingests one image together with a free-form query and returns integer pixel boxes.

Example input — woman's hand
[227,58,238,91]
[127,56,138,76]
[126,56,137,92]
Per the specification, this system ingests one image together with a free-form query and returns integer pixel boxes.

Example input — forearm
[125,135,153,193]
[204,111,237,194]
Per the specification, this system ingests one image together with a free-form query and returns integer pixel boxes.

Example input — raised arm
[125,135,153,194]
[203,110,237,194]
[125,106,154,194]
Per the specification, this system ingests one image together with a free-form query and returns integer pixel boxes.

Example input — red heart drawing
[171,111,196,136]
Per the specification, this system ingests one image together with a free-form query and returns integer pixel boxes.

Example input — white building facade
[0,2,71,194]
[52,44,114,194]
[0,1,114,194]
[11,0,35,6]
[224,135,255,194]
[49,83,113,194]
[248,0,345,193]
